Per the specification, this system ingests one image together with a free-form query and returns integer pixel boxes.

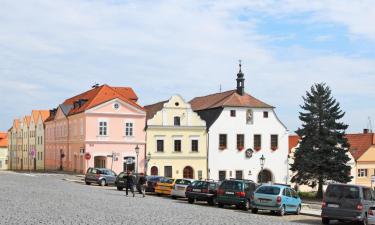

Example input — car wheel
[85,182,91,185]
[171,196,177,199]
[322,218,330,225]
[117,186,123,191]
[364,215,369,225]
[100,179,106,187]
[251,208,258,214]
[243,200,250,211]
[295,205,301,215]
[218,202,224,208]
[278,205,285,216]
[188,198,195,204]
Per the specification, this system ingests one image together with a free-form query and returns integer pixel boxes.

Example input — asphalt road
[0,171,359,225]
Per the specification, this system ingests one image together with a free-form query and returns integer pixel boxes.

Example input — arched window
[151,166,158,176]
[183,166,194,179]
[257,169,273,183]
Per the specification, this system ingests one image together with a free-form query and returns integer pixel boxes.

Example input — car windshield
[326,185,360,199]
[161,178,174,184]
[221,181,242,191]
[256,186,281,195]
[175,179,191,185]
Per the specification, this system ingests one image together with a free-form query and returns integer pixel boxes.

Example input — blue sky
[0,0,374,133]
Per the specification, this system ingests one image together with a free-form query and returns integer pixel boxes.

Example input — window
[358,169,368,177]
[271,135,278,150]
[230,110,236,117]
[174,116,181,126]
[254,134,261,150]
[246,109,253,124]
[157,140,164,152]
[191,140,199,152]
[219,170,226,181]
[219,134,227,149]
[164,166,172,178]
[41,136,43,145]
[198,170,203,180]
[235,170,243,180]
[263,111,269,118]
[364,188,373,200]
[237,134,244,150]
[125,123,133,136]
[174,140,181,152]
[99,121,107,136]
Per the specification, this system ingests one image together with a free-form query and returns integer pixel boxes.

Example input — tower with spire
[236,60,245,96]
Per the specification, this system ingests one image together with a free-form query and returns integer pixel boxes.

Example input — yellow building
[145,95,208,179]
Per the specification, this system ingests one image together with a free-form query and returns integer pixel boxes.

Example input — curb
[300,212,321,218]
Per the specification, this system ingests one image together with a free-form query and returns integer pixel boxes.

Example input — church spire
[236,60,245,96]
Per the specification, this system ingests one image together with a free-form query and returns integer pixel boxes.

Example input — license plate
[178,187,185,190]
[119,181,124,183]
[225,192,234,195]
[192,189,200,192]
[328,204,339,208]
[259,199,270,203]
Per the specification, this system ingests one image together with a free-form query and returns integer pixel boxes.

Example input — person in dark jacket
[125,171,135,197]
[138,173,147,197]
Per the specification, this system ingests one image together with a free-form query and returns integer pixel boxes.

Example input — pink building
[44,84,146,174]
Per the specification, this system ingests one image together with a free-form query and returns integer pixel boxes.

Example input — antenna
[219,84,222,93]
[92,83,99,89]
[368,117,373,132]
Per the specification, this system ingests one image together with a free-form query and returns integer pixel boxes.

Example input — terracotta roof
[39,110,50,122]
[0,132,8,147]
[289,135,300,153]
[144,100,168,120]
[13,119,19,130]
[288,133,375,160]
[190,90,273,111]
[67,85,143,116]
[24,116,31,127]
[112,87,138,101]
[31,110,40,124]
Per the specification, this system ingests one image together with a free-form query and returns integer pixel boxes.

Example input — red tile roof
[289,133,375,160]
[13,119,19,130]
[0,132,8,147]
[31,110,40,124]
[24,116,31,127]
[190,90,273,111]
[39,110,50,122]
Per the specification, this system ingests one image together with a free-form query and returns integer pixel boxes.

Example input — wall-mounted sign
[245,148,254,158]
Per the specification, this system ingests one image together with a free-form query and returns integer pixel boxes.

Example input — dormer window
[230,110,236,117]
[174,116,180,126]
[263,111,269,118]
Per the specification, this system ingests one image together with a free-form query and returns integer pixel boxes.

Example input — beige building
[0,133,8,170]
[145,95,208,179]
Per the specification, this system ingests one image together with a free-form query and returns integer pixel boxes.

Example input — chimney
[364,128,369,134]
[236,61,245,96]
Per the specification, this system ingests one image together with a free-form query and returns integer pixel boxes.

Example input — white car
[368,207,375,225]
[171,179,195,199]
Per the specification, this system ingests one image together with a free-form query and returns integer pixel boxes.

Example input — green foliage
[290,83,352,198]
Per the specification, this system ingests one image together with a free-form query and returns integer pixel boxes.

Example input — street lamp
[145,152,151,175]
[260,154,265,183]
[135,145,139,174]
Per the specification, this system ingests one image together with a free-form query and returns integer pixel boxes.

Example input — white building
[190,64,289,183]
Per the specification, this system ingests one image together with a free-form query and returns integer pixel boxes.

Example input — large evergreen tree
[290,83,352,198]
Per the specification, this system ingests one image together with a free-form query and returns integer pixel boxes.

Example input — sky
[0,0,374,133]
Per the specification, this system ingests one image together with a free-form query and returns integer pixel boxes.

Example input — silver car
[85,168,117,186]
[171,179,195,199]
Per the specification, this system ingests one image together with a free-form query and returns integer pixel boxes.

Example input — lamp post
[260,154,265,184]
[135,145,139,174]
[145,152,151,175]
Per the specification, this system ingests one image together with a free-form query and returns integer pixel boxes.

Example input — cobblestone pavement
[0,171,357,225]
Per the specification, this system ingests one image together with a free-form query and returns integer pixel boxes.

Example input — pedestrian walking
[138,173,147,197]
[125,171,135,197]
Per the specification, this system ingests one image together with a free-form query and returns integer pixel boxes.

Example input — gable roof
[189,90,273,111]
[289,133,375,160]
[66,84,144,116]
[0,132,7,147]
[13,119,19,130]
[24,116,31,127]
[144,100,168,120]
[39,110,50,122]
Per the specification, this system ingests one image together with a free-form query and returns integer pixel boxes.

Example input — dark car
[146,176,164,192]
[115,172,144,193]
[85,168,117,186]
[322,183,375,224]
[217,179,258,210]
[186,180,219,206]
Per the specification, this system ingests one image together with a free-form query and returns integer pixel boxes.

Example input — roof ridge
[203,90,236,109]
[192,89,235,100]
[144,100,168,108]
[64,84,105,103]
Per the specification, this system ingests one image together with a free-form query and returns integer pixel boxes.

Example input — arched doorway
[151,166,158,176]
[183,166,194,179]
[94,156,107,168]
[257,169,273,183]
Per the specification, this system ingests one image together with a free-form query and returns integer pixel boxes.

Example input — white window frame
[98,119,108,136]
[358,169,368,177]
[125,122,134,137]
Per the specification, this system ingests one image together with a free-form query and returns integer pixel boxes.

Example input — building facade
[145,95,208,179]
[0,133,8,170]
[190,65,289,183]
[45,84,146,174]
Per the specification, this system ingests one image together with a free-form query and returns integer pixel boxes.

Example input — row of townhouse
[289,130,375,190]
[7,65,290,183]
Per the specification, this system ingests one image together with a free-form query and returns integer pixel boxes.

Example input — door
[282,188,292,212]
[363,188,373,214]
[288,188,300,211]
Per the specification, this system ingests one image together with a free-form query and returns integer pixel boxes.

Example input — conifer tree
[291,83,352,198]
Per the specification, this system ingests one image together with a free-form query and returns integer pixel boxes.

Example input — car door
[363,187,373,215]
[289,188,299,211]
[282,188,291,212]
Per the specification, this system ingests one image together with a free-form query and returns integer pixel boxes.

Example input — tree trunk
[317,177,324,199]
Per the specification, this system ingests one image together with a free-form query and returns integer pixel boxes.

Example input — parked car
[368,206,375,225]
[251,184,301,216]
[155,178,176,196]
[186,180,219,206]
[146,176,164,192]
[217,179,258,210]
[115,172,145,193]
[85,168,117,186]
[170,178,195,199]
[321,183,375,225]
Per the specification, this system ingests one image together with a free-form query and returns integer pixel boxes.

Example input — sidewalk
[301,202,321,217]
